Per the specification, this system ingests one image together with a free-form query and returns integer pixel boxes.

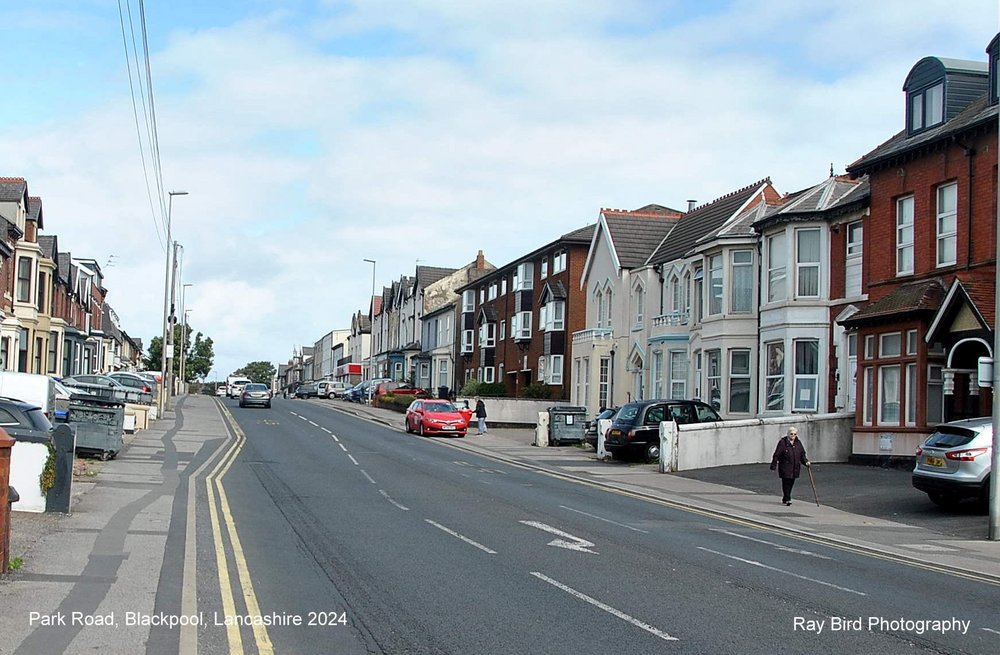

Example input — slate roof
[478,306,498,323]
[840,279,947,327]
[38,235,57,260]
[540,280,567,302]
[0,177,27,203]
[753,175,869,231]
[561,224,596,243]
[415,265,457,289]
[102,304,122,341]
[848,95,997,174]
[58,253,74,286]
[27,196,43,227]
[601,207,682,269]
[647,179,771,266]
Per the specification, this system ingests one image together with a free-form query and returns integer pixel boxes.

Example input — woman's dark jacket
[475,400,487,418]
[770,437,808,479]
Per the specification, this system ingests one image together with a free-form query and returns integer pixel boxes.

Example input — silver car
[239,383,272,409]
[912,417,993,507]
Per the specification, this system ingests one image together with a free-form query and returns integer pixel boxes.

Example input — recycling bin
[68,395,125,460]
[547,405,588,446]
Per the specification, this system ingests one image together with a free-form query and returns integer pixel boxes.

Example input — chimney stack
[476,249,485,269]
[687,200,697,212]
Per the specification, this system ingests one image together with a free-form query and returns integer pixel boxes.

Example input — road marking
[347,454,359,466]
[321,427,332,434]
[425,519,497,554]
[360,469,376,484]
[338,443,348,452]
[530,572,677,641]
[709,528,832,560]
[331,434,340,443]
[697,547,866,596]
[378,489,409,511]
[983,628,1000,635]
[560,505,649,534]
[308,420,318,427]
[520,520,598,554]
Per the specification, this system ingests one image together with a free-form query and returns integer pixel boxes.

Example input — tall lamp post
[159,190,188,415]
[363,258,376,401]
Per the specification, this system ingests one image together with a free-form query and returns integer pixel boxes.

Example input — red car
[405,400,469,437]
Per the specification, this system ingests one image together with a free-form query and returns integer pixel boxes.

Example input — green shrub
[521,383,551,399]
[459,381,506,397]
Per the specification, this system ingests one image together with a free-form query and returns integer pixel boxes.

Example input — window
[845,221,863,297]
[708,255,723,315]
[651,351,663,399]
[16,257,31,303]
[36,272,47,312]
[516,262,533,290]
[438,360,449,388]
[731,251,752,313]
[537,357,547,382]
[48,332,58,374]
[765,341,785,411]
[549,355,563,385]
[479,288,485,304]
[880,332,901,358]
[906,330,917,356]
[693,267,704,322]
[670,276,683,313]
[936,183,957,266]
[905,363,917,426]
[546,301,565,331]
[634,282,645,324]
[767,233,787,302]
[896,196,914,275]
[863,367,873,425]
[480,323,495,347]
[796,229,821,297]
[540,258,548,279]
[483,366,495,383]
[927,365,944,424]
[599,357,610,409]
[706,350,721,411]
[34,336,43,374]
[488,282,498,300]
[864,335,874,359]
[462,290,475,312]
[729,349,751,413]
[539,305,547,332]
[501,278,507,295]
[669,351,687,400]
[909,82,944,132]
[553,251,567,273]
[515,311,532,339]
[793,340,819,411]
[18,329,28,372]
[878,365,901,424]
[461,330,474,353]
[500,320,506,341]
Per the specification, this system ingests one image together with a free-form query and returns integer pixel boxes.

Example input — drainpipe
[954,137,976,270]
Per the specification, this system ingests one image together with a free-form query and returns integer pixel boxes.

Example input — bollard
[1,427,14,574]
[658,420,679,473]
[46,424,76,514]
[534,411,550,447]
[596,418,613,460]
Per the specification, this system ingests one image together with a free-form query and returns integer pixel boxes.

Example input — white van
[0,371,59,422]
[226,376,253,398]
[316,380,350,399]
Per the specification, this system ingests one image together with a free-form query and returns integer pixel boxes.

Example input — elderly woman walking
[770,426,810,506]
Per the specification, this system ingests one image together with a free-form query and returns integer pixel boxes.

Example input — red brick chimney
[476,250,485,269]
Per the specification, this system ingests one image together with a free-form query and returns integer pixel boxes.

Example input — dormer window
[989,33,1000,105]
[909,82,943,132]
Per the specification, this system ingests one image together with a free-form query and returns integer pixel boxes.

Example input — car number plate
[925,456,946,467]
[442,425,454,430]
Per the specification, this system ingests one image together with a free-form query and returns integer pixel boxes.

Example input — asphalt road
[215,397,1000,654]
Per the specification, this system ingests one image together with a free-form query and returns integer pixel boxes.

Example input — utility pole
[159,190,187,415]
[166,241,180,400]
[990,107,1000,540]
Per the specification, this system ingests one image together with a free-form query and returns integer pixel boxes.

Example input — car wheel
[265,403,271,409]
[551,437,560,447]
[928,492,959,507]
[419,421,426,437]
[405,419,412,434]
[644,442,660,464]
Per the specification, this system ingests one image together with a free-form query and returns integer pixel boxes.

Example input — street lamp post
[363,258,376,403]
[159,190,187,415]
[180,281,193,390]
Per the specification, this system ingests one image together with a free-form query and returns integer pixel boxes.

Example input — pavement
[3,393,1000,642]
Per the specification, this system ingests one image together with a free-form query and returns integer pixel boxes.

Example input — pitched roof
[0,177,27,203]
[961,279,996,327]
[27,196,43,228]
[848,95,997,174]
[561,223,597,243]
[753,175,869,231]
[601,207,683,269]
[647,179,772,265]
[38,234,57,260]
[840,279,947,328]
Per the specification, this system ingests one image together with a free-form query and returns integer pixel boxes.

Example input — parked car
[345,378,392,403]
[0,396,53,440]
[317,380,350,399]
[295,382,319,399]
[584,407,620,450]
[404,399,469,437]
[453,399,473,424]
[216,384,227,396]
[912,417,993,508]
[239,383,273,409]
[604,399,722,463]
[374,382,430,398]
[108,372,155,394]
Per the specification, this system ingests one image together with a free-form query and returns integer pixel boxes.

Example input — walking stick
[806,464,820,507]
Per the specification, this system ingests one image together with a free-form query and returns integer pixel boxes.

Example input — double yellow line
[204,401,274,655]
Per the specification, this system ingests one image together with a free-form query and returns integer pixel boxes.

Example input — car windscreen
[245,384,267,391]
[616,404,640,423]
[27,408,53,431]
[925,426,979,448]
[424,403,456,413]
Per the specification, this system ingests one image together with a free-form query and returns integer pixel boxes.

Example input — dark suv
[604,399,722,463]
[0,397,54,440]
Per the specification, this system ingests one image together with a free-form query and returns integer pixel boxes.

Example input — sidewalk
[327,399,1000,584]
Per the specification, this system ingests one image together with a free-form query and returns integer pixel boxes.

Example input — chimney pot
[687,199,697,212]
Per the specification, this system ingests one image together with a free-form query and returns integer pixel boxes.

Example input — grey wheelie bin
[548,405,588,446]
[68,395,125,460]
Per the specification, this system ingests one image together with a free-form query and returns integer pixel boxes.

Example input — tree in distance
[233,361,276,385]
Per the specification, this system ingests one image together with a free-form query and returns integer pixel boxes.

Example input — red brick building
[842,35,998,459]
[455,225,594,399]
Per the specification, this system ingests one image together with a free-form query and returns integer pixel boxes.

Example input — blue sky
[0,0,996,380]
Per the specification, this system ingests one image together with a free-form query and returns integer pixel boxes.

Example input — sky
[0,0,997,381]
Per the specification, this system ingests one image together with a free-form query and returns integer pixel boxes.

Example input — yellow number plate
[925,456,946,467]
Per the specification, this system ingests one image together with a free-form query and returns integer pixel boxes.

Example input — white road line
[709,528,832,560]
[321,427,332,434]
[530,572,677,641]
[983,628,1000,635]
[298,415,308,421]
[338,442,348,452]
[347,454,359,466]
[697,547,866,596]
[560,505,649,534]
[308,420,319,427]
[378,489,409,511]
[360,469,376,484]
[330,434,340,442]
[520,520,598,554]
[425,519,497,554]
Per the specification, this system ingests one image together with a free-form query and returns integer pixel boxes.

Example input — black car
[294,382,319,399]
[0,396,54,440]
[584,407,619,450]
[604,399,722,463]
